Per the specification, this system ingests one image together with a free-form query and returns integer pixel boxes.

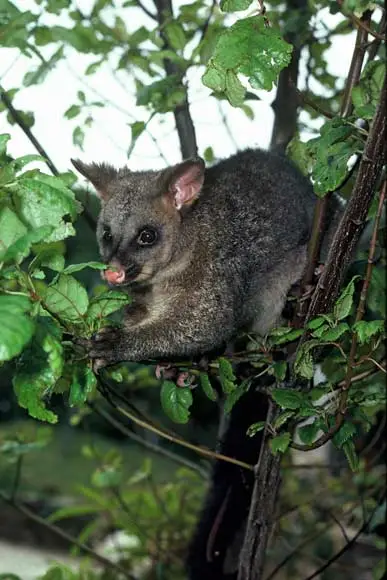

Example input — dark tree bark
[153,0,198,159]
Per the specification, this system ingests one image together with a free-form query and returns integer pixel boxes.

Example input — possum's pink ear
[165,157,205,210]
[71,159,118,201]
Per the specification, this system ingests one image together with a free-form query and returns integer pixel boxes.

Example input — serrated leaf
[298,421,319,445]
[62,261,106,274]
[333,276,359,320]
[353,320,384,345]
[218,357,236,393]
[225,69,245,107]
[274,410,295,429]
[0,206,28,260]
[204,16,292,106]
[11,173,80,242]
[160,381,192,424]
[271,388,304,410]
[269,327,303,345]
[333,421,357,448]
[199,372,217,401]
[44,275,89,322]
[202,65,226,92]
[319,322,350,341]
[86,290,131,321]
[352,60,385,120]
[294,340,319,379]
[270,431,291,454]
[13,321,62,424]
[0,295,35,361]
[3,225,53,264]
[247,421,266,436]
[342,439,359,472]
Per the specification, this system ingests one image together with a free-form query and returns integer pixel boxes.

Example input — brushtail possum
[71,149,316,365]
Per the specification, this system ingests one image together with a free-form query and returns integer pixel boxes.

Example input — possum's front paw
[88,327,125,372]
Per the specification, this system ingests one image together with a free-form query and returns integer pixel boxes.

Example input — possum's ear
[162,157,205,210]
[71,159,118,201]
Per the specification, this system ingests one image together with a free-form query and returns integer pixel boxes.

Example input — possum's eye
[102,226,112,242]
[137,227,158,247]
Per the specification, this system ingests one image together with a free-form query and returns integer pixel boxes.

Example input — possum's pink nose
[103,267,126,284]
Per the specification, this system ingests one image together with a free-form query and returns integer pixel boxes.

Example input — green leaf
[270,431,291,454]
[353,320,384,345]
[218,357,236,393]
[69,365,96,406]
[11,173,80,242]
[64,104,81,119]
[318,322,350,341]
[86,290,131,322]
[274,410,295,430]
[306,118,363,196]
[298,421,319,445]
[333,421,357,448]
[160,381,193,424]
[294,340,319,379]
[202,65,226,92]
[225,69,245,107]
[247,421,266,436]
[91,465,122,488]
[272,360,287,381]
[44,275,89,322]
[199,372,217,401]
[269,326,303,345]
[203,16,292,107]
[333,276,359,320]
[73,126,85,149]
[165,21,186,50]
[13,320,62,423]
[342,439,359,472]
[0,206,27,260]
[2,225,53,264]
[220,0,253,11]
[128,121,146,156]
[0,133,11,155]
[307,316,328,330]
[271,388,304,410]
[62,261,106,274]
[224,379,250,413]
[0,295,35,361]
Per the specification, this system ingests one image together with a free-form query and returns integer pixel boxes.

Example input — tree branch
[0,85,59,176]
[238,402,282,580]
[270,0,307,152]
[305,79,386,322]
[153,0,198,159]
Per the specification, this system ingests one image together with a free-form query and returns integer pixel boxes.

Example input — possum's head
[71,157,205,287]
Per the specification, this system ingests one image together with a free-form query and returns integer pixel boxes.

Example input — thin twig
[114,402,254,471]
[89,402,209,478]
[0,84,59,175]
[301,491,385,580]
